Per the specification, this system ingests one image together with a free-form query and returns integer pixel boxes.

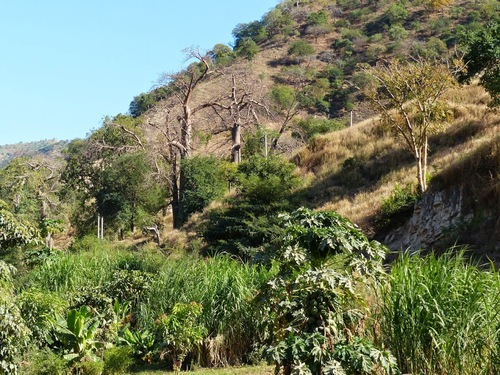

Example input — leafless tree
[203,65,270,163]
[148,48,214,228]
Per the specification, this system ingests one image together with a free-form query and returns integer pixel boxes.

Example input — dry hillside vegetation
[293,83,499,233]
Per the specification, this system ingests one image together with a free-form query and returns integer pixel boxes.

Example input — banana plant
[54,306,99,360]
[119,327,155,363]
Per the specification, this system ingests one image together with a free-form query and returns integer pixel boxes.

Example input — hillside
[0,0,498,254]
[1,1,500,374]
[0,139,68,168]
[293,83,499,252]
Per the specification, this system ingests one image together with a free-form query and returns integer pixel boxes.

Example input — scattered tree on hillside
[269,84,301,150]
[460,21,500,106]
[361,57,458,193]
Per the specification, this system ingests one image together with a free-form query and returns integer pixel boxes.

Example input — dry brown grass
[293,84,500,232]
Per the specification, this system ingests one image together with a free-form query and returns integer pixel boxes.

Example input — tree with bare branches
[361,57,457,193]
[148,48,214,228]
[204,65,269,163]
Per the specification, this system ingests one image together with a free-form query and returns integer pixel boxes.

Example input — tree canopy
[460,21,500,106]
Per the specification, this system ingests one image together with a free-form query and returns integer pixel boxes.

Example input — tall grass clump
[379,249,500,374]
[138,255,274,366]
[24,249,117,294]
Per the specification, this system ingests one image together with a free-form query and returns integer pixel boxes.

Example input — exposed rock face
[384,186,474,252]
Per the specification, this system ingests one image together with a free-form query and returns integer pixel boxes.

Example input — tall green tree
[0,156,64,241]
[61,116,164,237]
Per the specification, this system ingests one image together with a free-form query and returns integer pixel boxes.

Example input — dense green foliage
[178,156,227,226]
[202,155,299,259]
[0,0,499,374]
[0,200,39,252]
[259,208,398,374]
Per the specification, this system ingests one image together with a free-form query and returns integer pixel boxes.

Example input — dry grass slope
[293,83,499,234]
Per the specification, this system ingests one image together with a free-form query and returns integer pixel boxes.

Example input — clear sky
[0,0,279,145]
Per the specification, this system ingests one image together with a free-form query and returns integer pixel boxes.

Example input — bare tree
[204,65,269,163]
[148,48,214,228]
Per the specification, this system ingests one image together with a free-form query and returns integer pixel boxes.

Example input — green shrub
[118,328,155,363]
[380,250,500,374]
[23,247,62,269]
[260,208,397,375]
[103,346,133,375]
[103,269,153,306]
[235,38,260,60]
[155,302,207,372]
[388,25,408,41]
[73,360,104,375]
[384,3,408,26]
[21,348,68,375]
[69,235,106,253]
[287,40,315,58]
[294,117,345,140]
[179,156,227,226]
[306,11,329,26]
[376,183,418,231]
[17,290,67,346]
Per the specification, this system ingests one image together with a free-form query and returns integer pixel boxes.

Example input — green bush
[73,360,104,375]
[260,208,397,375]
[287,40,315,58]
[23,247,62,269]
[69,235,106,253]
[235,38,260,60]
[376,183,418,231]
[155,302,207,372]
[294,117,345,140]
[21,348,68,375]
[17,290,67,346]
[384,3,408,26]
[388,25,409,41]
[306,11,329,26]
[103,346,133,375]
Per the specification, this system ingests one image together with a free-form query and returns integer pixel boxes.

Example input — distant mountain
[0,140,68,168]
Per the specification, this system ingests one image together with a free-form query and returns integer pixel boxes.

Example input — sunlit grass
[379,249,500,375]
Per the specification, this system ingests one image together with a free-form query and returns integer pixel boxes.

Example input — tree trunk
[171,155,181,229]
[416,152,427,194]
[231,123,241,164]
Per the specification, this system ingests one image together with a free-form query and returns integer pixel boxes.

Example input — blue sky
[0,0,279,145]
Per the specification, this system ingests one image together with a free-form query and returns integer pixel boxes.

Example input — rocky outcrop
[384,186,474,252]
